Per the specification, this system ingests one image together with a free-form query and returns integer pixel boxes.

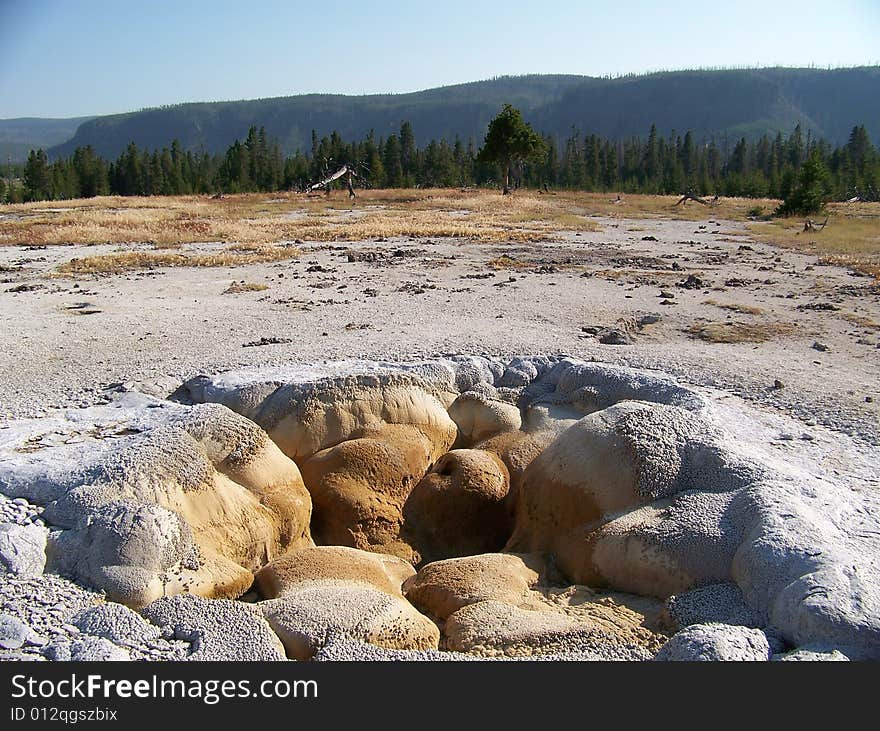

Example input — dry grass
[703,299,766,315]
[223,281,269,294]
[56,245,299,275]
[5,191,877,279]
[687,320,796,343]
[747,205,880,280]
[841,312,880,330]
[1,189,600,248]
[548,192,783,222]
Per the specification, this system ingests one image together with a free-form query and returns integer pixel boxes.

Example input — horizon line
[2,63,878,121]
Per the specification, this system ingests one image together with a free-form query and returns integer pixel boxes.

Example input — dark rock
[6,284,43,293]
[598,328,632,345]
[243,337,293,348]
[797,302,840,312]
[676,274,705,290]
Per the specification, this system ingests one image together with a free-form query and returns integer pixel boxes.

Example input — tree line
[1,120,877,205]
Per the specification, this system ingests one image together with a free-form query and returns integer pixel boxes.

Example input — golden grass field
[57,245,301,275]
[2,189,878,278]
[687,320,798,344]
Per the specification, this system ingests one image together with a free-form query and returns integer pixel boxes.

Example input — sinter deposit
[1,356,878,661]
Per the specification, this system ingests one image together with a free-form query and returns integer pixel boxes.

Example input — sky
[1,0,879,119]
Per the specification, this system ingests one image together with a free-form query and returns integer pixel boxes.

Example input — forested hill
[42,67,880,159]
[0,117,94,163]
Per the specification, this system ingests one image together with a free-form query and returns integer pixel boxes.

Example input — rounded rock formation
[506,401,705,562]
[260,579,440,660]
[183,372,458,463]
[13,399,314,607]
[557,490,740,595]
[654,623,771,661]
[299,424,436,561]
[141,593,287,661]
[443,600,654,659]
[403,449,513,563]
[448,393,521,447]
[403,553,545,621]
[255,545,416,599]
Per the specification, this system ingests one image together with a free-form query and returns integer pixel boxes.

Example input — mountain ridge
[3,68,877,162]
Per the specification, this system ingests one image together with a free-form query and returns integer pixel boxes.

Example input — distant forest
[1,121,878,204]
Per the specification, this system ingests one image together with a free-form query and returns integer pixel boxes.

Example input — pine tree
[642,124,660,190]
[383,135,403,187]
[786,124,804,168]
[399,122,417,186]
[777,148,831,215]
[24,149,51,201]
[364,131,384,188]
[169,140,186,193]
[846,125,872,170]
[476,104,545,194]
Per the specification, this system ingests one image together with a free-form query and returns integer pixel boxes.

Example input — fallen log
[308,165,351,192]
[801,216,829,233]
[674,191,710,206]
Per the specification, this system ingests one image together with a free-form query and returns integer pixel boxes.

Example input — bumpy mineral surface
[1,356,877,661]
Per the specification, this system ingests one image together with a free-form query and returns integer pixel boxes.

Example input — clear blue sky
[1,0,878,118]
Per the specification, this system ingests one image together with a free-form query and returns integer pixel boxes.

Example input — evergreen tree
[24,149,51,201]
[683,133,698,187]
[366,131,385,188]
[642,124,660,190]
[72,145,108,197]
[476,104,545,193]
[169,140,186,193]
[383,134,403,187]
[777,148,831,215]
[452,136,469,186]
[786,124,805,168]
[846,125,873,174]
[399,121,417,186]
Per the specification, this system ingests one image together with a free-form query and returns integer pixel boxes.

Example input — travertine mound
[404,550,663,657]
[256,545,415,599]
[506,401,726,559]
[556,490,741,597]
[0,522,47,577]
[299,424,435,561]
[664,582,764,629]
[0,396,313,607]
[654,623,771,661]
[72,602,162,645]
[444,600,654,659]
[179,369,458,463]
[141,593,286,661]
[260,579,440,660]
[2,355,879,661]
[403,553,545,621]
[403,449,513,563]
[448,392,521,447]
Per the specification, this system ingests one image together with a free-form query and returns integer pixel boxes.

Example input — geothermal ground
[0,190,878,661]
